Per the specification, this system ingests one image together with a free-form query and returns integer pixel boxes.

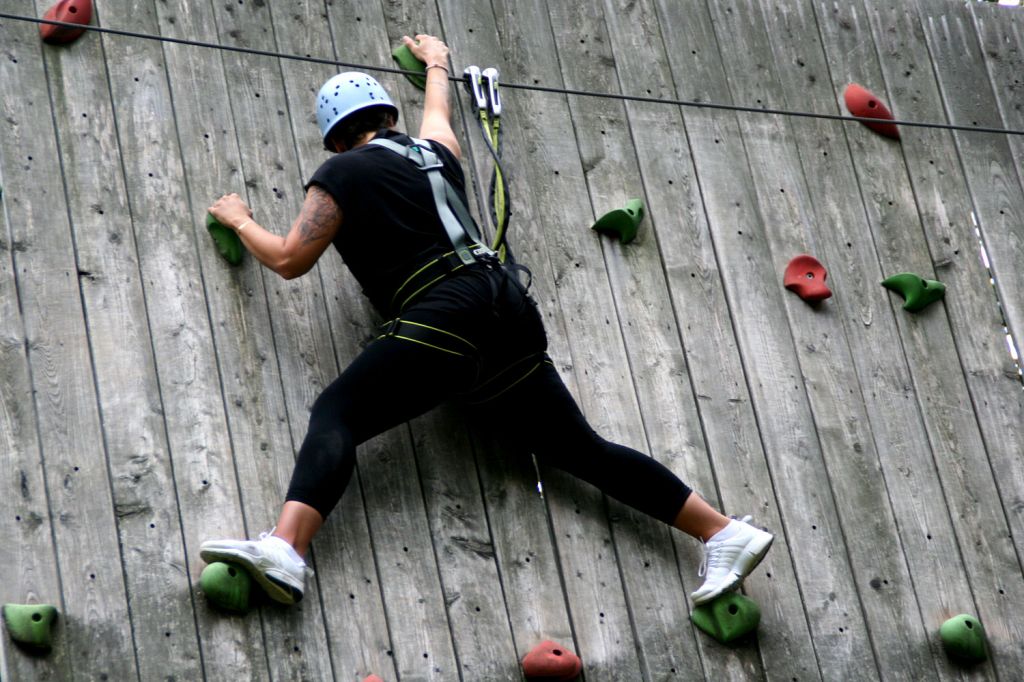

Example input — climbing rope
[3,11,1024,137]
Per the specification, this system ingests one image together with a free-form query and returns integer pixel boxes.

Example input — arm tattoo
[299,186,342,246]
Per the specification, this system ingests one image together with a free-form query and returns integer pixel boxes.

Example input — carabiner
[482,67,501,118]
[462,65,488,111]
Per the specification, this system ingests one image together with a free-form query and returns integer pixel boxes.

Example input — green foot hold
[392,43,427,91]
[592,198,644,245]
[206,212,244,266]
[3,603,58,652]
[691,593,760,644]
[881,273,945,312]
[200,562,252,614]
[940,614,987,665]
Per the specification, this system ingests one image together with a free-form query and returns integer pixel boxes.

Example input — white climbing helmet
[315,72,398,145]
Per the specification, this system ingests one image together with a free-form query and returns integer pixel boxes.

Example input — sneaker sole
[200,547,303,605]
[692,532,774,606]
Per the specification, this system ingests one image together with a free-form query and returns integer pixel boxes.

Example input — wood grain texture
[153,0,324,678]
[704,2,947,678]
[757,0,997,672]
[0,126,68,682]
[546,1,761,678]
[915,0,1024,363]
[1,0,1021,678]
[1,3,137,679]
[599,0,823,676]
[659,1,879,679]
[36,0,214,675]
[96,0,276,676]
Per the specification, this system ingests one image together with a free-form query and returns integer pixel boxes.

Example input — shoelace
[258,528,315,577]
[697,515,755,578]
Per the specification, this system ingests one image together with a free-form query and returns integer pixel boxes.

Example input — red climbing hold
[361,676,384,682]
[39,0,92,45]
[784,254,832,304]
[522,640,582,680]
[843,83,899,140]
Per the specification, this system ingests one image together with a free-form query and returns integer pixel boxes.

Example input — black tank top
[305,129,470,316]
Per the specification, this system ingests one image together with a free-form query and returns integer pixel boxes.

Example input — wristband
[426,63,449,74]
[236,219,252,233]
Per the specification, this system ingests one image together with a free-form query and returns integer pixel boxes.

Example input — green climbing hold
[940,614,988,665]
[3,603,58,652]
[881,273,945,312]
[592,198,644,245]
[200,562,252,614]
[392,43,427,91]
[206,212,243,266]
[691,593,760,644]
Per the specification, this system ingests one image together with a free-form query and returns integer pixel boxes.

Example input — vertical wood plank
[757,0,1012,676]
[597,1,825,677]
[972,3,1024,224]
[895,1,1024,677]
[916,0,1024,362]
[0,143,69,681]
[0,5,138,679]
[701,1,949,677]
[192,0,348,678]
[152,0,329,678]
[656,1,881,678]
[544,1,763,678]
[97,0,279,676]
[33,0,222,675]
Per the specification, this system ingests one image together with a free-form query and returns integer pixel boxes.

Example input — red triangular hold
[40,0,93,45]
[784,254,832,304]
[522,640,582,680]
[843,83,899,140]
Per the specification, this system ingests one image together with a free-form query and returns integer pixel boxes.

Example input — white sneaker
[691,515,773,606]
[200,529,313,605]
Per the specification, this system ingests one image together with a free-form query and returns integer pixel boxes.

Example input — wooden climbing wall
[0,0,1022,679]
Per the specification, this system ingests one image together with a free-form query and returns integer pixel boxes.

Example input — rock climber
[201,34,772,609]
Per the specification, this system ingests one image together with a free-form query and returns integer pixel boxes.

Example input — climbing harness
[369,137,495,266]
[345,78,541,404]
[366,136,499,318]
[463,65,512,262]
[368,132,545,403]
[376,318,478,359]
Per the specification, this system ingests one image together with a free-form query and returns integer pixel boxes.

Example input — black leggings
[285,265,692,525]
